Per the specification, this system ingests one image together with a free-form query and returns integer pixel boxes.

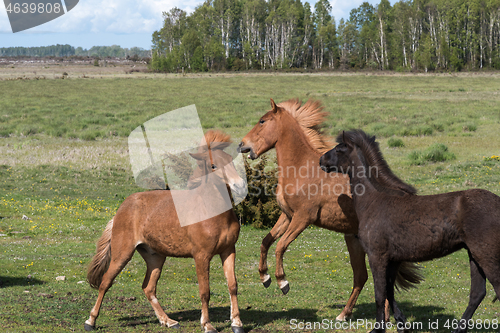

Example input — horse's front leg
[194,255,217,333]
[259,213,290,288]
[274,212,311,295]
[338,234,368,321]
[220,247,244,333]
[368,255,389,333]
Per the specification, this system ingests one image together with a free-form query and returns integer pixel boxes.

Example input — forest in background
[151,0,500,72]
[0,44,151,58]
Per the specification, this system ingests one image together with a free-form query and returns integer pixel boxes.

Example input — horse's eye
[211,164,217,170]
[259,119,265,124]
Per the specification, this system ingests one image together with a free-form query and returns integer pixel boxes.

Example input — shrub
[388,137,405,148]
[400,125,433,137]
[234,156,281,229]
[408,143,456,165]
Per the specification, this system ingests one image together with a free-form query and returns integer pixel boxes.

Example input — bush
[234,156,281,229]
[408,143,456,165]
[388,137,405,148]
[400,125,433,136]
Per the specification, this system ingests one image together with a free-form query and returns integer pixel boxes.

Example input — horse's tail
[395,262,424,291]
[87,218,114,289]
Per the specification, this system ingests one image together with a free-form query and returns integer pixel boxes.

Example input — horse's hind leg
[259,213,290,288]
[220,246,244,333]
[386,262,407,333]
[453,252,487,333]
[85,244,135,330]
[194,254,217,333]
[136,247,179,328]
[337,234,369,321]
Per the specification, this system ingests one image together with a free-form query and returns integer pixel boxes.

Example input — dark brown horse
[85,130,246,333]
[320,129,500,333]
[239,99,422,321]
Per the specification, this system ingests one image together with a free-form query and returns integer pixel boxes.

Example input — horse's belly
[388,231,464,262]
[142,231,193,258]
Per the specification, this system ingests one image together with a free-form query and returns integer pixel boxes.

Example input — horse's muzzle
[238,142,257,159]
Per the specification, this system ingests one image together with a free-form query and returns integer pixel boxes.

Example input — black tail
[395,262,424,291]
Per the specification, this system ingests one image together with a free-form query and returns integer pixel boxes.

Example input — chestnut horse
[320,129,500,333]
[85,130,246,333]
[239,99,422,320]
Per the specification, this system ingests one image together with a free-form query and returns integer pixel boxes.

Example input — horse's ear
[342,131,354,149]
[189,152,206,161]
[270,99,278,113]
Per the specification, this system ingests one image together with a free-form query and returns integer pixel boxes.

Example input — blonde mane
[277,99,334,154]
[188,130,232,189]
[202,130,232,150]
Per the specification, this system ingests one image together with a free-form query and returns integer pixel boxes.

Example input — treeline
[0,44,151,58]
[151,0,500,72]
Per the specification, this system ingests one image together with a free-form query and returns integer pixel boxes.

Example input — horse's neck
[349,152,379,208]
[274,115,320,172]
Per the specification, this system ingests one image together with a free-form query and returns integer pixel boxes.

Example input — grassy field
[1,72,500,332]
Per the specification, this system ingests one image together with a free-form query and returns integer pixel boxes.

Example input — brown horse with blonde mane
[239,99,422,321]
[85,130,246,333]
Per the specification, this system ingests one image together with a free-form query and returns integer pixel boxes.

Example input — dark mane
[337,130,417,195]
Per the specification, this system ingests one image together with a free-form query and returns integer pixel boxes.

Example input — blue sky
[0,0,393,50]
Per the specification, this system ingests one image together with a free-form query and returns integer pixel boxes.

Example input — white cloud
[0,0,395,36]
[0,0,205,34]
[330,0,384,22]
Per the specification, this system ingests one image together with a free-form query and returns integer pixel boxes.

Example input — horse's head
[189,131,247,198]
[319,132,355,176]
[238,99,282,160]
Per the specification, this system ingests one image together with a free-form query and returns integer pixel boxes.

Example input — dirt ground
[0,57,150,80]
[2,57,500,80]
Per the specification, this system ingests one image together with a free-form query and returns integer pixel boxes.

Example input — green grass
[387,137,405,148]
[408,143,456,165]
[1,74,500,332]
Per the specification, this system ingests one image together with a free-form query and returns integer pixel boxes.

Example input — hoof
[280,282,290,295]
[207,330,218,333]
[262,277,271,289]
[232,326,245,333]
[335,314,348,321]
[84,323,95,331]
[170,323,181,329]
